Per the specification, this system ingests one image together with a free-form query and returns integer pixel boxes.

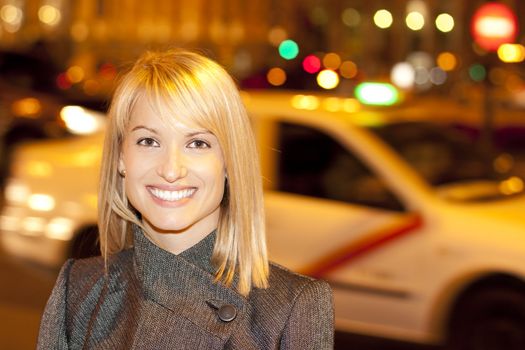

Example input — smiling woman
[36,49,334,349]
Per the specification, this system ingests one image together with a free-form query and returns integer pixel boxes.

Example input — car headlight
[60,105,105,135]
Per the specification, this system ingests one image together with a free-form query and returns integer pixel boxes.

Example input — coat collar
[131,225,247,341]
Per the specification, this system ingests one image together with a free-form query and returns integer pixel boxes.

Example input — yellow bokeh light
[323,53,341,70]
[493,153,514,174]
[317,69,340,90]
[340,60,357,79]
[11,98,42,117]
[24,161,53,177]
[437,52,457,71]
[499,176,524,195]
[498,44,525,63]
[267,67,286,86]
[71,22,89,42]
[38,5,61,26]
[374,9,393,29]
[28,194,55,212]
[435,13,454,32]
[291,95,319,110]
[342,98,360,113]
[406,11,425,31]
[323,97,342,112]
[0,5,21,24]
[66,66,85,83]
[83,79,100,96]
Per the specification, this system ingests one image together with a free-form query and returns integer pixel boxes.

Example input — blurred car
[0,49,107,189]
[2,90,525,349]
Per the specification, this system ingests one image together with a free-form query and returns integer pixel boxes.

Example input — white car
[2,91,525,349]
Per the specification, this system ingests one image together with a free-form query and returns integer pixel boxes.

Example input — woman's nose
[156,148,187,182]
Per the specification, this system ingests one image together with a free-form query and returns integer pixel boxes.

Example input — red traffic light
[471,2,518,52]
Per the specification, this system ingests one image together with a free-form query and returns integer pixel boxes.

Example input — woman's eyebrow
[131,125,158,134]
[186,130,212,137]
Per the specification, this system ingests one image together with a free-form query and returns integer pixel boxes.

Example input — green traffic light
[279,40,299,60]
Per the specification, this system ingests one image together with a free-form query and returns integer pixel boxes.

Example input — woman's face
[120,95,226,237]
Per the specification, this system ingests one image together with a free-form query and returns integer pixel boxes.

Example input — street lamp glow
[497,44,525,63]
[437,52,457,71]
[374,9,393,29]
[435,13,454,32]
[391,62,415,89]
[38,5,61,26]
[317,70,339,90]
[406,11,425,31]
[267,67,286,86]
[323,53,341,70]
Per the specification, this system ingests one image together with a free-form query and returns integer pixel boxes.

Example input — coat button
[218,304,237,322]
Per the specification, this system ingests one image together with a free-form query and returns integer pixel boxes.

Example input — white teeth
[149,188,195,202]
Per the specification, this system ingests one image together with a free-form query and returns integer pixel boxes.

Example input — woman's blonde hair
[98,49,269,295]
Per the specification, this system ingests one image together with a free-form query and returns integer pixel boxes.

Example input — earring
[119,169,127,177]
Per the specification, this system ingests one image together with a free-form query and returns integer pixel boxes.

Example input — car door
[257,118,430,334]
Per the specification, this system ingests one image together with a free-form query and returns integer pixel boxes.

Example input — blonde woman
[38,49,333,349]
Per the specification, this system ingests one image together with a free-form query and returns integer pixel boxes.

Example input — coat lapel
[131,227,247,347]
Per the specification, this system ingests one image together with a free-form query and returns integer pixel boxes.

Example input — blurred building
[0,0,523,96]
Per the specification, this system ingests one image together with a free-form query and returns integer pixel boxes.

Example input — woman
[38,49,333,349]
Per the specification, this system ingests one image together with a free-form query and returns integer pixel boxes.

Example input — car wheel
[448,287,525,350]
[69,226,101,259]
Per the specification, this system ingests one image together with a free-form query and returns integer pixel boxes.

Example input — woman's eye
[137,137,159,147]
[188,139,210,149]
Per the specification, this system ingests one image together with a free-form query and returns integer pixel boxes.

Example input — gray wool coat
[37,227,334,349]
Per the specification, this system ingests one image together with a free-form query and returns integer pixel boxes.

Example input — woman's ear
[118,157,126,177]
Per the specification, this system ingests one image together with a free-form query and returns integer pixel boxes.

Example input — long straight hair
[98,49,269,295]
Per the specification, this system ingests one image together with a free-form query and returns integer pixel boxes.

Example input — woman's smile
[147,186,197,202]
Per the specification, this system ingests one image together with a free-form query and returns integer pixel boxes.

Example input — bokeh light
[497,44,525,63]
[317,70,339,90]
[391,62,415,89]
[268,26,287,47]
[267,67,286,86]
[469,64,486,82]
[373,9,393,29]
[355,82,399,106]
[435,13,454,32]
[437,52,457,71]
[302,55,321,74]
[471,3,518,52]
[291,95,319,110]
[38,5,61,26]
[278,39,299,60]
[71,21,89,42]
[340,61,357,79]
[499,176,524,195]
[341,8,360,27]
[323,97,342,112]
[323,53,341,70]
[429,67,447,85]
[66,66,85,84]
[406,11,425,31]
[56,73,72,90]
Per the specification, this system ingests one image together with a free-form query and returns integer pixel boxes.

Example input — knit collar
[132,224,219,293]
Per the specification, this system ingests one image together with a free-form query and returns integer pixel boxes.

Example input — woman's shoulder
[61,249,133,292]
[250,261,332,306]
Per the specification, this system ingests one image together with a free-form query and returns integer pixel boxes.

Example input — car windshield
[369,121,525,202]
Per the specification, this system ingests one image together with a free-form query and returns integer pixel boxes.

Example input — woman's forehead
[128,94,206,133]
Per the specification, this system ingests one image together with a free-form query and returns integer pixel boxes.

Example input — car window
[275,121,405,212]
[370,122,509,187]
